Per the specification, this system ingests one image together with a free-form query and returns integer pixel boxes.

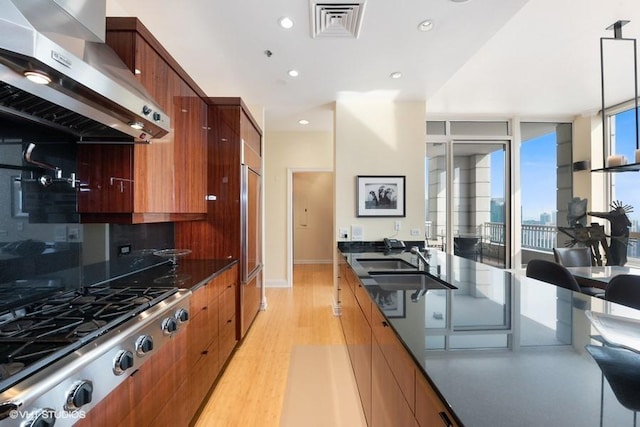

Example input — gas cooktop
[0,284,177,392]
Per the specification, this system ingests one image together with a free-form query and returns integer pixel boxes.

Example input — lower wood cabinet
[218,268,237,365]
[371,307,416,412]
[339,259,459,427]
[372,336,417,427]
[187,264,238,420]
[353,296,372,426]
[415,374,458,427]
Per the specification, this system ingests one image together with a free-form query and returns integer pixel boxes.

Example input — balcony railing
[426,221,557,252]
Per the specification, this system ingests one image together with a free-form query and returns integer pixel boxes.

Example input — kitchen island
[340,245,640,427]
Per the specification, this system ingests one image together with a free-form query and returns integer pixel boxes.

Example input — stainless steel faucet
[410,246,430,271]
[410,287,427,303]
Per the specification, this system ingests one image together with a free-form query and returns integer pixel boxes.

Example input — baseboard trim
[265,279,290,288]
[293,259,333,265]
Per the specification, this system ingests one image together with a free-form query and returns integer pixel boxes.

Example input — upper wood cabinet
[78,17,207,223]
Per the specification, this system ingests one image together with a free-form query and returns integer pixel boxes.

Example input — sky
[520,132,557,222]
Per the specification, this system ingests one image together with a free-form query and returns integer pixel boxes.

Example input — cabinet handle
[227,319,232,324]
[205,195,217,201]
[201,350,208,355]
[381,321,389,327]
[439,412,453,427]
[109,177,133,193]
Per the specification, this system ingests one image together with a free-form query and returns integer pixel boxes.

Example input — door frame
[287,167,334,287]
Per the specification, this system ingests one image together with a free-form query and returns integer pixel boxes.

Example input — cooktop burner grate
[0,285,178,391]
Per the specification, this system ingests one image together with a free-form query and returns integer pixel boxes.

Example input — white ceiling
[106,0,640,132]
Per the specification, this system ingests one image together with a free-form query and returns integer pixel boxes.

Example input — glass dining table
[566,265,640,289]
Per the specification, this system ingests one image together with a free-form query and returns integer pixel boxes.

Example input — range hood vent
[0,0,170,142]
[311,1,366,39]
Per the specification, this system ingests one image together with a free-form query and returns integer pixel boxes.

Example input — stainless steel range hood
[0,0,170,142]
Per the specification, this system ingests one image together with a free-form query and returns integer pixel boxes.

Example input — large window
[607,107,640,263]
[520,122,573,253]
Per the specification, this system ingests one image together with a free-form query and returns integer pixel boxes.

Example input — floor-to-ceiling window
[606,106,640,265]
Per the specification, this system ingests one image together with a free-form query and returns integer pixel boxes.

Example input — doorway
[287,169,334,285]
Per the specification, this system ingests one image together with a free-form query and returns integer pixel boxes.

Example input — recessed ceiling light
[279,17,294,29]
[288,69,299,77]
[390,72,402,79]
[418,20,434,32]
[298,119,309,125]
[24,70,51,85]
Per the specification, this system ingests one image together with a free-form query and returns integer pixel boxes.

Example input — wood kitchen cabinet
[415,373,458,427]
[187,264,239,420]
[339,257,458,427]
[339,257,372,425]
[78,17,207,224]
[175,97,263,341]
[218,267,238,365]
[371,307,416,412]
[372,336,417,427]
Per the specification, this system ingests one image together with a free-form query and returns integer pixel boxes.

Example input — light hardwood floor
[194,264,366,427]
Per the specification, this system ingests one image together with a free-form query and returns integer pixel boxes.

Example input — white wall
[335,99,426,242]
[264,131,333,287]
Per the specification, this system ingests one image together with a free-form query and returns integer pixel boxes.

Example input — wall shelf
[592,162,640,172]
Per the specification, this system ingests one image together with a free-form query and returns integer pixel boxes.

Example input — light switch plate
[351,225,363,241]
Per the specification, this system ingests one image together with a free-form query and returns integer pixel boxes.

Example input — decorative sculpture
[588,201,633,266]
[557,199,633,266]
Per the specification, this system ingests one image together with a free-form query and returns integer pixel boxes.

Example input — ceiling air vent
[310,1,366,39]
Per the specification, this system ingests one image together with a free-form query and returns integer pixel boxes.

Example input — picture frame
[356,175,406,217]
[369,286,405,318]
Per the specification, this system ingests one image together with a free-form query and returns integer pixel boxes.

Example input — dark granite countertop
[102,258,238,291]
[341,246,640,427]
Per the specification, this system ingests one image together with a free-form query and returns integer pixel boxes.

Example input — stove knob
[175,308,189,323]
[66,380,93,411]
[22,408,55,427]
[0,402,19,420]
[135,335,154,356]
[162,317,178,335]
[113,350,134,375]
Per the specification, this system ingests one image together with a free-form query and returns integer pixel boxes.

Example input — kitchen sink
[368,272,455,291]
[356,258,416,270]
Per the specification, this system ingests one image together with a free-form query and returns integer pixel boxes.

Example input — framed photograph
[356,175,405,217]
[370,286,405,318]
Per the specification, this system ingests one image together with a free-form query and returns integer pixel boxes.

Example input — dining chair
[553,247,605,297]
[605,274,640,311]
[553,247,592,267]
[525,259,582,292]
